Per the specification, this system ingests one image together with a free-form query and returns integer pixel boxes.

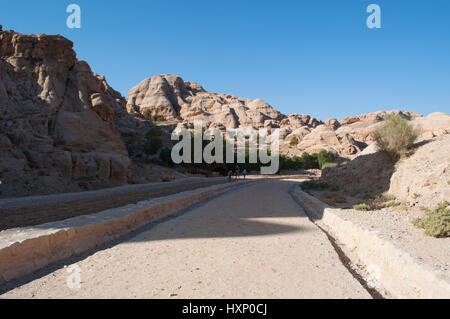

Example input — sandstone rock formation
[321,114,450,209]
[0,31,175,198]
[128,76,428,159]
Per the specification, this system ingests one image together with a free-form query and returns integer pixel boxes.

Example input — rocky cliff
[0,30,162,197]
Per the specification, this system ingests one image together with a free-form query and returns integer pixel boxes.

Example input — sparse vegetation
[386,201,401,208]
[374,114,419,160]
[279,152,320,171]
[413,193,422,199]
[317,149,336,169]
[413,201,450,238]
[152,115,166,122]
[353,203,372,211]
[382,194,396,202]
[289,136,299,146]
[143,109,152,120]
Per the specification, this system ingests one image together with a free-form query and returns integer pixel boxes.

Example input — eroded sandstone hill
[126,75,425,158]
[0,30,175,198]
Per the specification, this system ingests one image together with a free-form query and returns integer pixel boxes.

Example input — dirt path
[0,180,371,299]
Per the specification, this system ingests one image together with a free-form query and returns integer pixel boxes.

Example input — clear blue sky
[2,0,449,120]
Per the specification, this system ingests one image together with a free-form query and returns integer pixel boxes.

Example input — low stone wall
[291,188,450,299]
[0,177,230,230]
[0,181,253,285]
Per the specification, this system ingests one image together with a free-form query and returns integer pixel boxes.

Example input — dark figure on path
[242,169,247,180]
[234,165,240,180]
[228,170,233,182]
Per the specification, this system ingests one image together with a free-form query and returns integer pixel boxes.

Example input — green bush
[353,204,372,211]
[143,109,152,120]
[374,114,419,160]
[413,202,450,238]
[317,150,336,169]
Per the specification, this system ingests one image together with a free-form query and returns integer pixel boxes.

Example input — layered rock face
[127,74,285,131]
[127,75,426,159]
[0,31,133,197]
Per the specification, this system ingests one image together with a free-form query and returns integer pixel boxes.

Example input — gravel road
[1,180,371,299]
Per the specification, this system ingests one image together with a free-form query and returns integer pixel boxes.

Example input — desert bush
[152,115,166,122]
[317,150,336,169]
[353,203,372,211]
[374,114,419,160]
[289,136,299,146]
[142,109,152,120]
[413,201,450,238]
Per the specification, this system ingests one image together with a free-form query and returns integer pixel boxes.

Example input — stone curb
[291,188,450,299]
[0,181,254,285]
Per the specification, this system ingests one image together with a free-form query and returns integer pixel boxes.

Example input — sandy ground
[0,180,370,299]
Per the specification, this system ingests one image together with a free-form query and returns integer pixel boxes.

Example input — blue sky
[2,0,449,120]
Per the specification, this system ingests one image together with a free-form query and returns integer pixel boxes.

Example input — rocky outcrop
[127,76,430,159]
[0,31,134,197]
[127,74,285,130]
[389,134,450,208]
[320,113,450,209]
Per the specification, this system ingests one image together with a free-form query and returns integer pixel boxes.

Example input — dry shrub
[374,114,419,160]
